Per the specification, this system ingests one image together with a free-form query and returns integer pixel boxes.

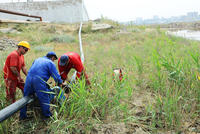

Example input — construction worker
[20,52,63,120]
[3,41,30,103]
[58,52,91,86]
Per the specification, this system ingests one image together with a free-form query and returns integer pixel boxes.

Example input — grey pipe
[0,96,34,123]
[0,85,70,123]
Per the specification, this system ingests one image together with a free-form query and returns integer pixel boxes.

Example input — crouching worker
[58,52,91,86]
[20,52,63,120]
[3,41,30,103]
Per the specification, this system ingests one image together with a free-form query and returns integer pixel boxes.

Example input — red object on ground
[113,68,123,81]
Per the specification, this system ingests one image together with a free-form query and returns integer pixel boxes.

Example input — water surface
[167,30,200,41]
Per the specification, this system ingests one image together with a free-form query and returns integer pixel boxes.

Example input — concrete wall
[0,0,89,23]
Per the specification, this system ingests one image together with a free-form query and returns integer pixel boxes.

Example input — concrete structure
[0,0,89,23]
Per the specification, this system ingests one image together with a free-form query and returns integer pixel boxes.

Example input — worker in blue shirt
[20,52,63,120]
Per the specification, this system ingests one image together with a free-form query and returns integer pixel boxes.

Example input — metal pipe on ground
[0,96,34,123]
[0,9,42,21]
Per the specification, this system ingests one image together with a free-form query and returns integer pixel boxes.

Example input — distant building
[187,12,198,18]
[135,17,143,25]
[0,0,89,23]
[153,15,159,20]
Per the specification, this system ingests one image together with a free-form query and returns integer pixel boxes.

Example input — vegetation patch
[49,34,76,43]
[0,21,199,134]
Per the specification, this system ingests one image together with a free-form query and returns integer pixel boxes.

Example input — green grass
[0,21,199,133]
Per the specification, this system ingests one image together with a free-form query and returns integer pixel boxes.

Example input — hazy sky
[0,0,200,22]
[84,0,200,21]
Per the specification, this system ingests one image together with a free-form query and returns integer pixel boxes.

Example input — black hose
[0,96,34,123]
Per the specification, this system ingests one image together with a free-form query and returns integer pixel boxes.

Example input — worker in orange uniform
[58,52,91,86]
[3,41,30,103]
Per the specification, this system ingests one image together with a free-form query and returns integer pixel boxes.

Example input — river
[167,30,200,41]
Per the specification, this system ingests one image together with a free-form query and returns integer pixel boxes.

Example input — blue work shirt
[28,56,62,84]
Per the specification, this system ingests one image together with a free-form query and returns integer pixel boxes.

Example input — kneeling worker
[58,52,91,86]
[20,52,63,120]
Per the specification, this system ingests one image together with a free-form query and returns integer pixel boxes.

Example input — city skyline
[134,11,200,25]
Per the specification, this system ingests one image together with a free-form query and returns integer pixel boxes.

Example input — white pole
[70,0,84,82]
[80,0,84,62]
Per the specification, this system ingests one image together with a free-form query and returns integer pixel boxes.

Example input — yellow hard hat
[18,41,30,50]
